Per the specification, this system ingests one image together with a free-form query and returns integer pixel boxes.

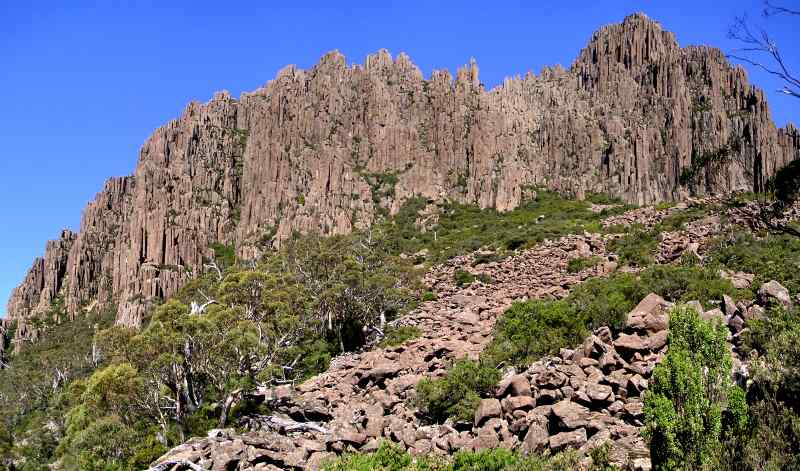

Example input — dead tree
[728,1,799,99]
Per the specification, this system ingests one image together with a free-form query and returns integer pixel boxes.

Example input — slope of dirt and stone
[151,201,781,471]
[7,13,800,344]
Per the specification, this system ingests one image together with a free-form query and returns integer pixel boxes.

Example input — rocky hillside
[6,13,799,341]
[150,199,792,470]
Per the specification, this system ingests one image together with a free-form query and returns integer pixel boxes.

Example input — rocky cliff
[7,13,799,333]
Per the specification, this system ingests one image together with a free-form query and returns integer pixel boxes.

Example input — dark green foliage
[567,273,642,331]
[608,229,659,267]
[585,192,625,205]
[679,146,733,187]
[422,291,438,302]
[321,441,427,471]
[381,190,618,264]
[0,308,116,469]
[472,252,502,266]
[415,359,500,424]
[770,159,800,209]
[379,326,421,348]
[210,242,236,268]
[658,204,716,232]
[482,300,586,369]
[643,305,747,470]
[453,270,476,286]
[638,265,742,309]
[716,303,800,469]
[1,230,422,469]
[566,256,602,273]
[710,231,800,295]
[323,441,590,471]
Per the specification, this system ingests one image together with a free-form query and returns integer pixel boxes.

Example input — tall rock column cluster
[6,14,800,336]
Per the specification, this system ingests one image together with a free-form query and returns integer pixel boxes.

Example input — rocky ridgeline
[8,14,800,340]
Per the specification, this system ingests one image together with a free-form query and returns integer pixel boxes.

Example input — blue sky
[0,1,797,317]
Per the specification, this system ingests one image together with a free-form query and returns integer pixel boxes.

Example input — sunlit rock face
[7,13,799,330]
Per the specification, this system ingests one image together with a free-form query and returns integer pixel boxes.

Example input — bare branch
[728,9,800,100]
[146,460,207,471]
[763,0,800,17]
[204,262,223,282]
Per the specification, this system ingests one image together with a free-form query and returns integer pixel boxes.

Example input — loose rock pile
[153,204,794,470]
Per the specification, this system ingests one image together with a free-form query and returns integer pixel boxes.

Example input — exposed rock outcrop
[7,14,799,335]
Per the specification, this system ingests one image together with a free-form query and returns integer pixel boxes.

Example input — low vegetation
[415,359,500,424]
[380,191,627,264]
[322,441,590,471]
[566,255,602,273]
[709,231,800,295]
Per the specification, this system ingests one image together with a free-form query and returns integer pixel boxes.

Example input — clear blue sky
[1,1,797,317]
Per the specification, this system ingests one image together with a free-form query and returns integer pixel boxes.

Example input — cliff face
[7,14,800,332]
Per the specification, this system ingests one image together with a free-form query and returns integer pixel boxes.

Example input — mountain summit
[6,13,799,334]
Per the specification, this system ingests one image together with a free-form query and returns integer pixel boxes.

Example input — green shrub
[710,231,800,295]
[483,300,586,369]
[454,270,476,286]
[379,326,421,348]
[567,272,642,331]
[643,305,747,470]
[472,252,502,266]
[415,359,500,424]
[638,265,741,309]
[210,242,236,268]
[322,441,433,471]
[608,229,659,267]
[380,190,611,263]
[566,256,603,273]
[476,273,493,284]
[322,441,585,471]
[482,264,742,382]
[657,203,715,232]
[422,291,438,302]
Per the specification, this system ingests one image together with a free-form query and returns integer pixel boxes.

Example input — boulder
[508,375,532,397]
[758,280,793,309]
[521,422,549,456]
[722,294,738,317]
[474,399,502,427]
[613,333,650,353]
[502,396,536,413]
[586,382,614,403]
[701,308,725,325]
[728,315,744,333]
[552,400,591,429]
[626,293,668,332]
[471,426,500,450]
[549,428,587,451]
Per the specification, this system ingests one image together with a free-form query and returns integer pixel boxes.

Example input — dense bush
[638,265,742,309]
[710,231,800,295]
[607,229,659,267]
[643,305,747,470]
[415,359,500,424]
[482,265,742,374]
[566,256,602,273]
[567,272,642,331]
[381,191,623,263]
[322,441,586,471]
[453,270,476,286]
[482,300,586,369]
[379,326,421,348]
